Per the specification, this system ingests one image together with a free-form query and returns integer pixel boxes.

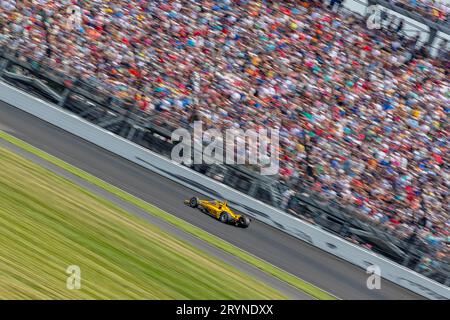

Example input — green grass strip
[0,130,338,300]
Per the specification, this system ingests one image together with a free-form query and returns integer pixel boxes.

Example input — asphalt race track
[0,101,424,300]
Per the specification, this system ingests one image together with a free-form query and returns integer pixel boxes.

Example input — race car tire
[189,197,199,208]
[239,217,251,228]
[219,212,230,224]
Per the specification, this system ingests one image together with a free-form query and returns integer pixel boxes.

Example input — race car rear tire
[189,197,199,208]
[219,212,230,224]
[239,217,251,228]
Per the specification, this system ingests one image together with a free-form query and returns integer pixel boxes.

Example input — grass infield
[0,130,338,300]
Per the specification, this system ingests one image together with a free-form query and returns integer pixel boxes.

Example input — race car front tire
[189,197,199,208]
[219,212,230,224]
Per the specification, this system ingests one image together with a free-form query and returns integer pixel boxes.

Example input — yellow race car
[185,197,251,228]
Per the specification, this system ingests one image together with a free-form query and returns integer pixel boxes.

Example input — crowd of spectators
[0,0,448,259]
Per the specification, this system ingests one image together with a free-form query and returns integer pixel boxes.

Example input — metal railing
[343,0,450,50]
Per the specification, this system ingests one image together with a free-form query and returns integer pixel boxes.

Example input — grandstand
[0,0,448,286]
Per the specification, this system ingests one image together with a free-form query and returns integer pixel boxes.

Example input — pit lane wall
[1,81,449,300]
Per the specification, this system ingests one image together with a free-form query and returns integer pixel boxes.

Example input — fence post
[0,58,8,77]
[58,88,72,108]
[427,27,437,47]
